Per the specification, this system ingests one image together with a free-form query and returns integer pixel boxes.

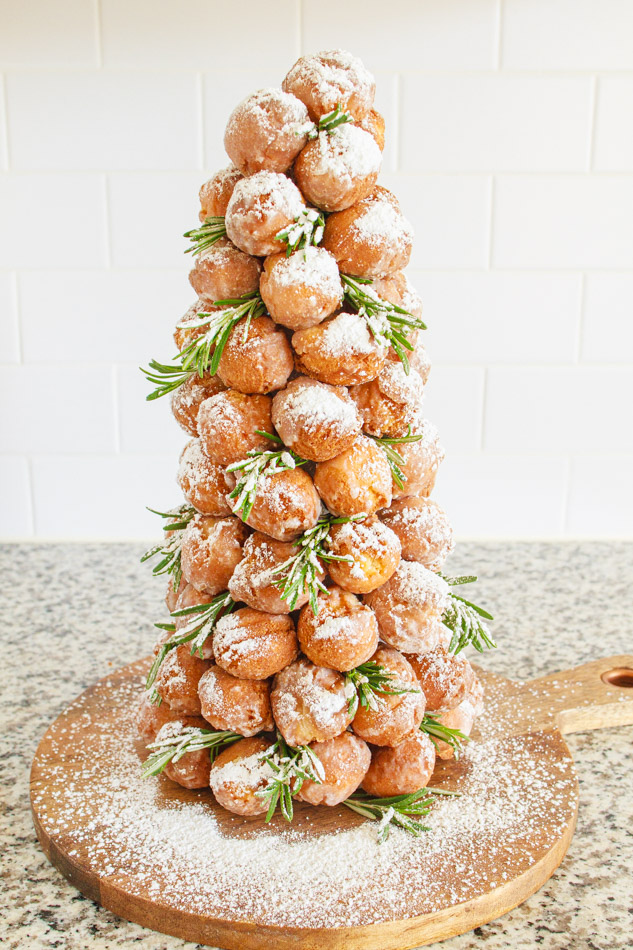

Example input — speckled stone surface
[1,541,631,950]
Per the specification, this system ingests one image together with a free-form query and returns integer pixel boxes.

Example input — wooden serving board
[30,654,633,950]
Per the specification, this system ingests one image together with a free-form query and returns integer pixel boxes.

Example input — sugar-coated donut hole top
[282,49,376,121]
[224,88,311,175]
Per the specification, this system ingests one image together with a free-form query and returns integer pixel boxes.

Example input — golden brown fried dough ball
[216,315,293,395]
[379,496,454,570]
[282,49,376,121]
[180,514,248,595]
[271,657,355,746]
[225,171,305,257]
[171,371,226,437]
[177,439,234,516]
[391,418,445,499]
[244,467,321,542]
[326,518,401,594]
[297,732,371,806]
[364,561,450,654]
[197,390,273,465]
[154,644,211,716]
[352,646,425,747]
[405,647,475,713]
[224,88,311,176]
[173,299,213,352]
[314,435,392,517]
[322,186,414,278]
[154,717,213,789]
[199,165,243,220]
[213,608,298,680]
[358,108,385,151]
[198,666,274,736]
[165,574,187,613]
[350,361,426,437]
[272,376,361,462]
[373,270,423,321]
[259,247,343,331]
[137,690,182,744]
[292,310,388,386]
[228,532,324,614]
[189,238,262,303]
[294,124,382,213]
[209,736,274,816]
[297,585,378,672]
[433,701,475,760]
[362,733,435,797]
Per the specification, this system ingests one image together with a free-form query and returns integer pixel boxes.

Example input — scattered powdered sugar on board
[31,664,578,931]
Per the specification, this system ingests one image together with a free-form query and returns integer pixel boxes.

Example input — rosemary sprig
[145,592,235,692]
[345,661,421,716]
[306,103,354,140]
[141,291,266,400]
[420,712,469,759]
[439,574,496,655]
[140,504,196,588]
[342,274,427,373]
[343,787,460,843]
[183,215,227,256]
[368,426,424,490]
[227,431,308,521]
[275,207,326,256]
[142,726,241,779]
[255,732,325,823]
[270,513,365,613]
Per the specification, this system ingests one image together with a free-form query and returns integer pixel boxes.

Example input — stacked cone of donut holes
[139,49,484,816]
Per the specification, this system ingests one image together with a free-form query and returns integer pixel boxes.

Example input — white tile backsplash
[401,75,593,172]
[1,0,632,539]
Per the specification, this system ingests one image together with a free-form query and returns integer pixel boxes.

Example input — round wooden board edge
[30,662,580,950]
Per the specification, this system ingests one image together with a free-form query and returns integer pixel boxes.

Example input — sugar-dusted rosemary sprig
[270,513,366,613]
[183,215,227,256]
[142,726,242,779]
[275,207,326,257]
[343,787,460,843]
[345,661,421,716]
[141,291,266,400]
[440,574,496,655]
[420,712,469,759]
[342,274,427,373]
[145,592,235,692]
[368,426,424,490]
[255,731,325,823]
[306,103,354,140]
[140,504,196,588]
[227,431,308,521]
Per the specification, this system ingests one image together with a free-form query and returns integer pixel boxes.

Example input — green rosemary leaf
[440,574,478,587]
[142,726,241,779]
[255,732,325,823]
[141,292,266,401]
[343,787,460,843]
[441,574,496,655]
[269,513,365,613]
[368,426,424,490]
[306,103,354,140]
[420,712,469,759]
[342,274,427,373]
[226,441,308,522]
[183,215,227,256]
[345,661,421,715]
[275,208,325,256]
[145,592,235,691]
[141,504,196,584]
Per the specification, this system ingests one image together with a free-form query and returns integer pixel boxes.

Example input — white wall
[1,0,632,540]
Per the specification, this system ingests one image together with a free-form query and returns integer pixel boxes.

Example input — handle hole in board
[601,667,633,689]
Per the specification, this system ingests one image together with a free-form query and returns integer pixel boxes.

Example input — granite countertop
[1,541,631,950]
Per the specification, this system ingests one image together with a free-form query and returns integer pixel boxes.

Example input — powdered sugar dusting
[31,666,578,930]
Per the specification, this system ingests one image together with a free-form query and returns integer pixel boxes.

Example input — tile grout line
[588,75,599,171]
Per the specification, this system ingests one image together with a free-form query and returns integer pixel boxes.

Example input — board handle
[517,654,633,735]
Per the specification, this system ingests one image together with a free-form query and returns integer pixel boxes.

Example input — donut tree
[139,50,495,839]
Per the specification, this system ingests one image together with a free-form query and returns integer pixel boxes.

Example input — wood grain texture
[30,655,633,950]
